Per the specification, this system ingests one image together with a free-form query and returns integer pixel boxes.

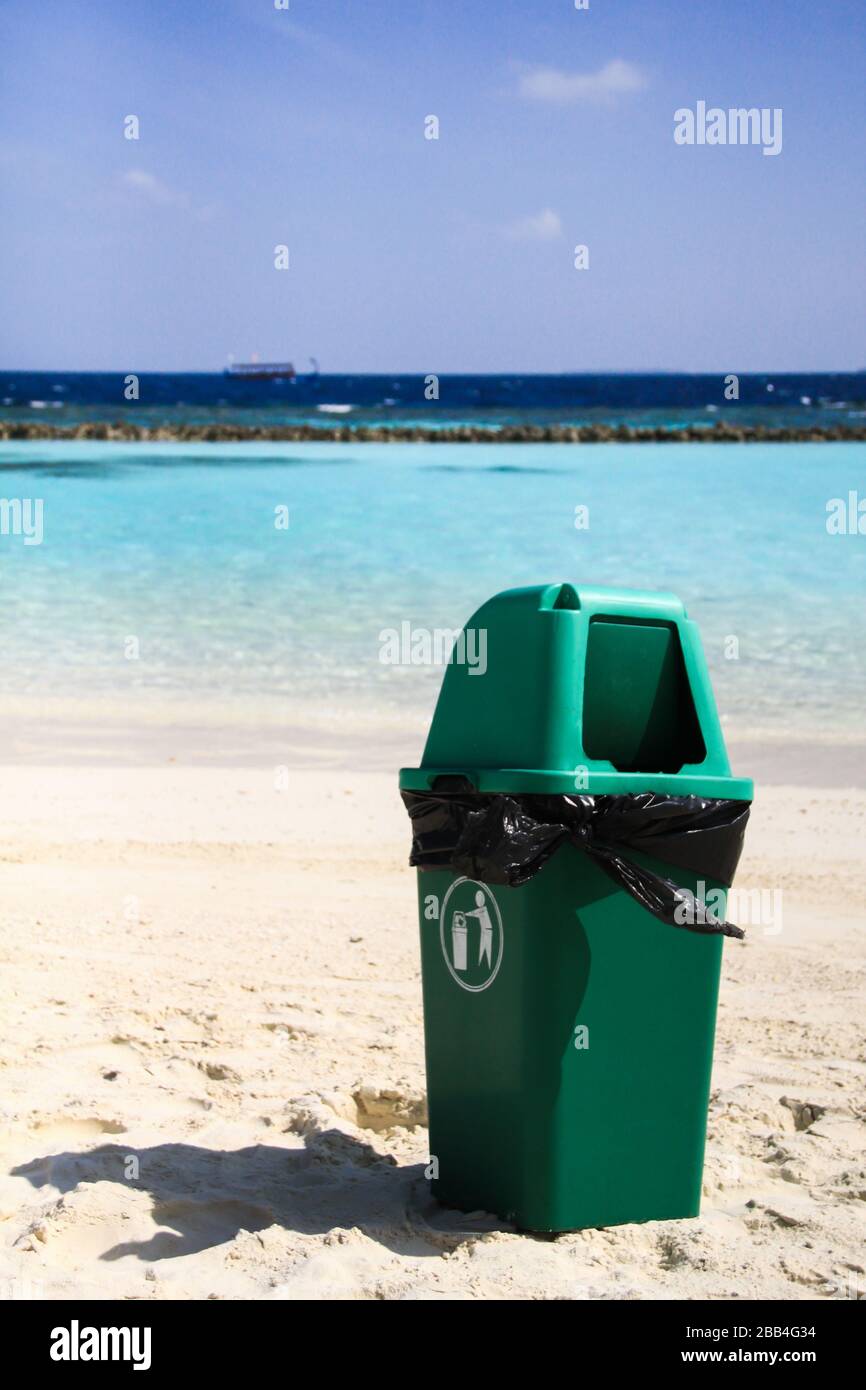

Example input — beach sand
[0,763,863,1301]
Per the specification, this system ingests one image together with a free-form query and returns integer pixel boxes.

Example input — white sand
[0,767,863,1301]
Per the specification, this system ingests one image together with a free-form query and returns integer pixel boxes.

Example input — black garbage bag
[401,790,751,939]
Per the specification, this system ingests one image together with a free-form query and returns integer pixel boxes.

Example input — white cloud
[120,170,189,208]
[505,208,563,242]
[519,59,647,105]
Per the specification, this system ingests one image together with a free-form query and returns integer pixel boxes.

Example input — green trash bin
[400,582,752,1232]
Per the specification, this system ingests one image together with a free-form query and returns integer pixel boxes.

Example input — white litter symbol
[466,891,494,967]
[439,878,503,993]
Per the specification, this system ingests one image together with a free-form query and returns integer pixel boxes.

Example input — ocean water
[0,441,864,746]
[2,370,865,432]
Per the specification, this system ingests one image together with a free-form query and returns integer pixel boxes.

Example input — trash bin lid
[399,583,753,799]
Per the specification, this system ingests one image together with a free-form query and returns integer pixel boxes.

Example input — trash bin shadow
[523,861,599,1132]
[541,846,617,1049]
[10,1130,490,1263]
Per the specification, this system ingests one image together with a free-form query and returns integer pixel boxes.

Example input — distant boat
[224,362,296,381]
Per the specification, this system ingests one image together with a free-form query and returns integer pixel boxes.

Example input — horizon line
[1,367,864,378]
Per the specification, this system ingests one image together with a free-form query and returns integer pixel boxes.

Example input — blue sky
[0,0,863,372]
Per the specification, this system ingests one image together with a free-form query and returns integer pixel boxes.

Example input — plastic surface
[414,856,730,1231]
[402,790,751,938]
[403,582,753,1231]
[400,582,753,800]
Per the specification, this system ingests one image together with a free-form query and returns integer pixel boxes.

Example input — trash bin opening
[582,617,706,774]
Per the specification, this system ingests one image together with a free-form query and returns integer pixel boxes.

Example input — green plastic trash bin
[399,582,752,1232]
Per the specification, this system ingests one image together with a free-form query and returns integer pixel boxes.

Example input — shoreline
[0,695,863,784]
[2,420,865,444]
[0,703,862,786]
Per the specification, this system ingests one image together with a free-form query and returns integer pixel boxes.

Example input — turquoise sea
[0,441,864,746]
